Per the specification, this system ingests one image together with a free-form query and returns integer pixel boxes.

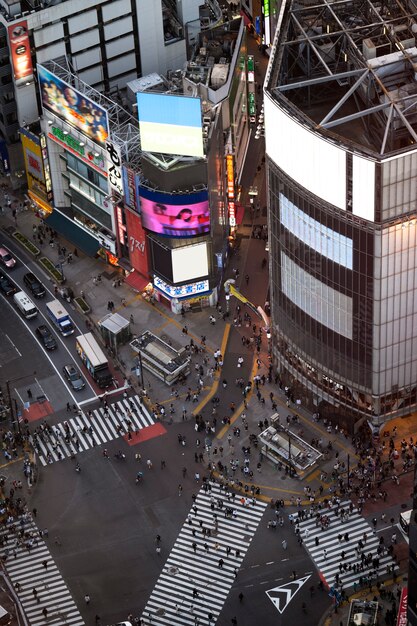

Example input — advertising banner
[21,132,48,203]
[139,187,210,238]
[137,93,204,158]
[8,21,33,86]
[106,139,123,197]
[38,64,109,146]
[122,166,140,213]
[125,209,149,277]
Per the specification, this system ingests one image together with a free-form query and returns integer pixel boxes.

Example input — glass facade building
[265,0,417,429]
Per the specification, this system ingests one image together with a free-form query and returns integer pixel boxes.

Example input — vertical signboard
[263,0,271,45]
[226,154,236,227]
[122,165,140,213]
[8,21,34,86]
[106,139,123,197]
[125,209,149,277]
[247,56,256,124]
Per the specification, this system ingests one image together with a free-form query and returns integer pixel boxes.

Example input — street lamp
[225,294,230,316]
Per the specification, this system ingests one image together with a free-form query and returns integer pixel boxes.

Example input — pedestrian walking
[84,594,91,605]
[323,549,327,560]
[32,508,37,518]
[218,558,224,568]
[178,484,183,496]
[42,560,48,569]
[27,388,32,399]
[147,459,153,469]
[42,608,48,618]
[282,539,287,550]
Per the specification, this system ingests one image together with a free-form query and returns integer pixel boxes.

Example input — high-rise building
[265,0,417,429]
[0,0,221,171]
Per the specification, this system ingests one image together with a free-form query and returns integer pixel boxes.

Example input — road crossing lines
[295,500,397,588]
[33,395,154,466]
[142,483,267,625]
[0,519,84,625]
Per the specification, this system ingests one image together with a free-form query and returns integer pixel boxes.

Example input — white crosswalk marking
[0,519,84,625]
[142,482,267,625]
[32,395,154,466]
[295,500,398,589]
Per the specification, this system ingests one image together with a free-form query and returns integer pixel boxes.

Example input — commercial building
[0,0,221,172]
[265,0,417,429]
[34,16,249,311]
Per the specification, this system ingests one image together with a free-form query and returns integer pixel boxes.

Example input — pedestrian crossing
[296,500,398,589]
[142,482,267,625]
[33,395,154,466]
[0,516,84,625]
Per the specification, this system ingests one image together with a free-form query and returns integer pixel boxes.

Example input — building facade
[265,0,417,429]
[0,0,220,172]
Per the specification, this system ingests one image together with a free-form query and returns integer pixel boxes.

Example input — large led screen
[38,65,109,146]
[172,243,208,283]
[139,187,210,238]
[137,93,204,158]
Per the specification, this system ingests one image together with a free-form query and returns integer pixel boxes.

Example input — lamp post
[266,330,271,354]
[225,294,230,316]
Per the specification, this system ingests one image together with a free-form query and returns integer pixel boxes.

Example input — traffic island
[74,296,91,314]
[12,231,40,257]
[39,256,65,284]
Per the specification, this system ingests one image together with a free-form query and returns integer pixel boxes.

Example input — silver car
[63,364,85,391]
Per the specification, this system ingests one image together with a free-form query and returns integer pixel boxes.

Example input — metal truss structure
[270,0,417,157]
[39,57,142,169]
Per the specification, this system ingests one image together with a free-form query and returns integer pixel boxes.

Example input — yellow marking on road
[0,456,25,469]
[306,468,320,483]
[192,324,231,415]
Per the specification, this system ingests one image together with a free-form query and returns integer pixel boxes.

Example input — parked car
[63,364,85,391]
[0,273,17,296]
[23,272,46,298]
[0,246,16,268]
[35,325,57,350]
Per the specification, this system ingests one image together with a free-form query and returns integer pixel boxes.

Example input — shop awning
[46,211,101,257]
[125,271,149,292]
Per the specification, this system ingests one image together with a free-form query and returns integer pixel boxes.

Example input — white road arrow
[265,575,311,614]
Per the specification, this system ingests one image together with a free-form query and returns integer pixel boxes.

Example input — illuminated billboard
[139,187,209,238]
[125,209,149,277]
[137,93,204,158]
[8,21,33,86]
[21,131,49,203]
[38,64,109,147]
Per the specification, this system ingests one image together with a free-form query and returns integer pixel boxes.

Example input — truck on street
[46,299,74,336]
[75,332,113,388]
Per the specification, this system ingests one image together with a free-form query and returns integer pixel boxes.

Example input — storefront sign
[396,587,408,626]
[49,126,106,173]
[247,55,255,83]
[263,0,271,45]
[106,139,123,197]
[154,275,209,299]
[226,154,235,200]
[125,209,149,277]
[122,165,140,213]
[20,130,51,204]
[115,205,126,247]
[8,21,34,86]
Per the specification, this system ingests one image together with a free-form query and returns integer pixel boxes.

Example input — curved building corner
[265,0,417,430]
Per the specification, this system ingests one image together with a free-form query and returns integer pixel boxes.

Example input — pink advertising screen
[139,187,210,238]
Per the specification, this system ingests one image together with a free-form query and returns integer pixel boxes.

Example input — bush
[39,256,65,284]
[12,231,40,256]
[74,296,90,314]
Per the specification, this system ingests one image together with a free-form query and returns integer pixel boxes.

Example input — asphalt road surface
[30,417,332,625]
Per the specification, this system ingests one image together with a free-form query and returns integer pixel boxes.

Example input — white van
[13,290,38,319]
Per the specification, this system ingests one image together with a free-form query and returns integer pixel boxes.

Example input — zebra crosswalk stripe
[0,519,84,625]
[142,482,267,625]
[34,395,154,466]
[295,499,398,589]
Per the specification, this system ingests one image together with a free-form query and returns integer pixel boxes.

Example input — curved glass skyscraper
[265,0,417,428]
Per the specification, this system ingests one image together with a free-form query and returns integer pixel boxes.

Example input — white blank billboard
[352,155,375,221]
[172,242,208,283]
[281,252,353,339]
[264,96,346,210]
